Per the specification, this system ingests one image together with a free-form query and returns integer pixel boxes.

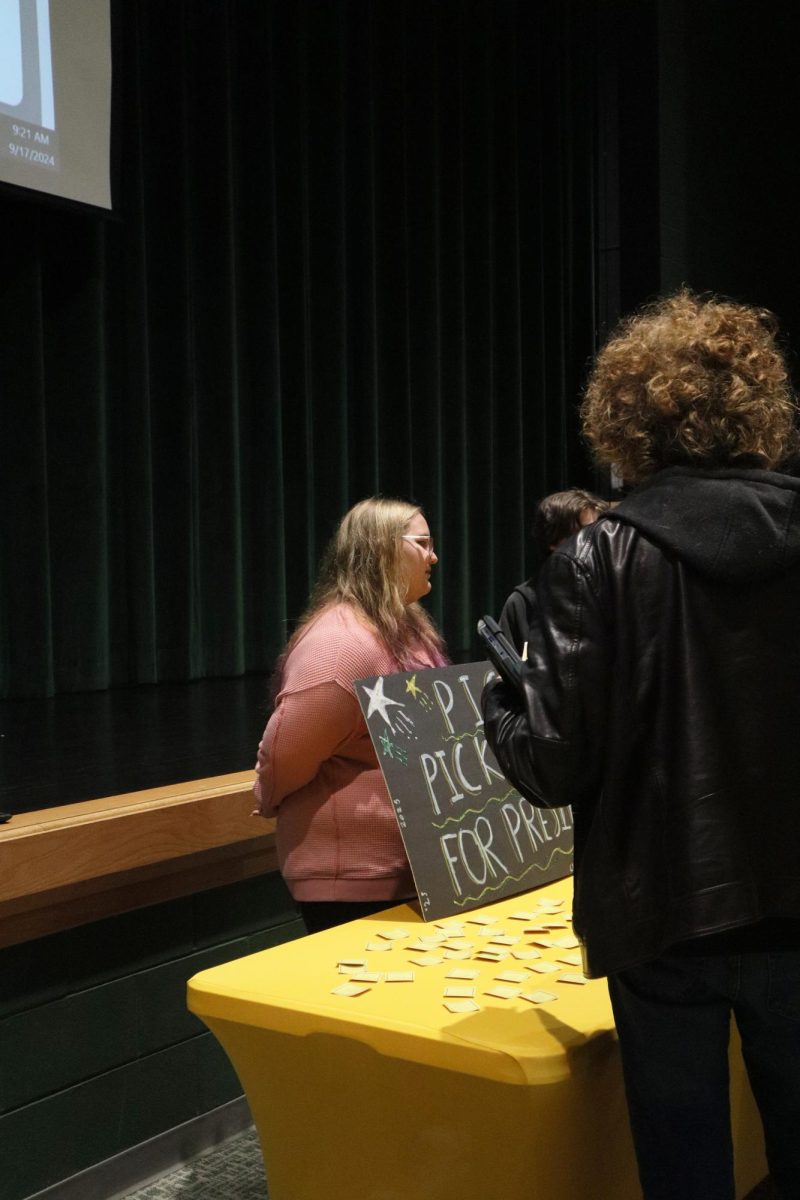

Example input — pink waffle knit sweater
[254,603,446,901]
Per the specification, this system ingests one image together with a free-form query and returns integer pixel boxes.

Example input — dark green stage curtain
[0,0,600,699]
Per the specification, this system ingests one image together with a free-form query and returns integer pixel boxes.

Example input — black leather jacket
[483,467,800,977]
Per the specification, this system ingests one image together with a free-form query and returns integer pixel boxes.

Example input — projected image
[0,0,54,127]
[1,0,57,174]
[0,0,24,108]
[0,0,110,209]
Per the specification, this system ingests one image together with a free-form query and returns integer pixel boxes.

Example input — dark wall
[595,0,660,330]
[3,1,799,697]
[0,873,302,1200]
[658,0,800,369]
[0,0,601,700]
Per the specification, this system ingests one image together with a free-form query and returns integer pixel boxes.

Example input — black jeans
[608,950,800,1199]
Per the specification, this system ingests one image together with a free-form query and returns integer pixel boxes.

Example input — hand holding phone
[477,614,525,692]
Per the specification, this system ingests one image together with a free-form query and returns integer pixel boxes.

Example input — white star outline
[361,676,406,731]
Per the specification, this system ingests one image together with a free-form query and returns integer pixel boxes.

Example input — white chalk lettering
[500,801,525,864]
[519,797,546,851]
[474,814,509,877]
[420,754,442,815]
[419,750,466,815]
[474,732,506,784]
[458,816,510,885]
[452,739,482,794]
[440,833,463,896]
[458,673,484,727]
[433,680,455,735]
[440,814,512,897]
[436,750,465,806]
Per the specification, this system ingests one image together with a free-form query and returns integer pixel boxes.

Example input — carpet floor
[120,1127,267,1200]
[119,1123,780,1200]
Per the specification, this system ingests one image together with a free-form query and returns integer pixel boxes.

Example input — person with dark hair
[500,488,609,657]
[483,290,800,1198]
[254,497,447,934]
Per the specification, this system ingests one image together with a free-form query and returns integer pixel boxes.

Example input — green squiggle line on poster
[431,789,517,829]
[452,846,572,908]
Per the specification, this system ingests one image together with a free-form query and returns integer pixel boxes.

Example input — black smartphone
[476,614,525,692]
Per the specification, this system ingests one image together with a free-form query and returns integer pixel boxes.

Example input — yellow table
[187,880,766,1200]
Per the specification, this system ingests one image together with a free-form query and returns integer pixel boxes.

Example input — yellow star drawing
[405,674,420,699]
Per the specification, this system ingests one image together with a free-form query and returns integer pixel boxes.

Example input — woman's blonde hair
[581,289,798,484]
[276,497,445,686]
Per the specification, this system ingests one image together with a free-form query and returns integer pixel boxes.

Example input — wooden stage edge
[0,772,278,949]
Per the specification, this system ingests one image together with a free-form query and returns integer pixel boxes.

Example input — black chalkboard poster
[355,661,573,921]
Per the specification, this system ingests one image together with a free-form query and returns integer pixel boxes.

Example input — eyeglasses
[401,534,435,554]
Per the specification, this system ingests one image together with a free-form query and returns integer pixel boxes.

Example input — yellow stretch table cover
[190,880,607,1087]
[188,878,766,1200]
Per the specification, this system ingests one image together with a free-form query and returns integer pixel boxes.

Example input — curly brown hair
[580,290,798,484]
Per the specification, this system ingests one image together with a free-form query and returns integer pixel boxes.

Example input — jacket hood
[606,466,800,583]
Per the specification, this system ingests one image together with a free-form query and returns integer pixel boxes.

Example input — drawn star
[405,674,420,699]
[362,676,405,730]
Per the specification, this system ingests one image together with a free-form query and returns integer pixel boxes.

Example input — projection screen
[0,0,112,210]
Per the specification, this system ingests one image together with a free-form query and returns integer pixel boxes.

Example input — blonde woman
[254,497,447,933]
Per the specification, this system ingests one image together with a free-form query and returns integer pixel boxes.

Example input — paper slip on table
[187,878,766,1200]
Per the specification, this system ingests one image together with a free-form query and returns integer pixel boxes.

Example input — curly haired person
[484,290,800,1199]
